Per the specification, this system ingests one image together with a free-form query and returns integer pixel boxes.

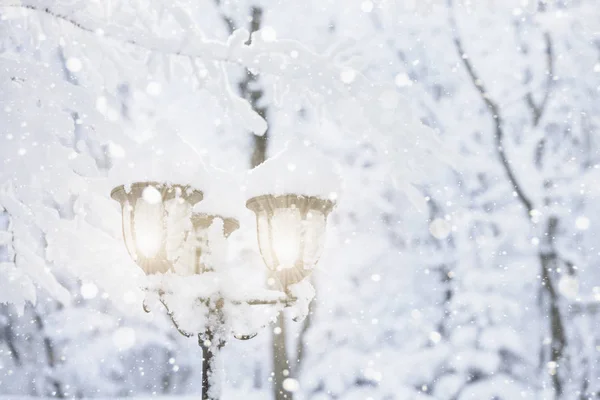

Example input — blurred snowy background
[1,0,600,399]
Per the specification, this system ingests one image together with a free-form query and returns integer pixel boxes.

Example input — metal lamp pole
[148,288,297,400]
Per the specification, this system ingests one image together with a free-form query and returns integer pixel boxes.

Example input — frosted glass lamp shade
[246,194,335,289]
[111,182,203,274]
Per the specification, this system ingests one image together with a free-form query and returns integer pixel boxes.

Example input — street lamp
[110,152,337,400]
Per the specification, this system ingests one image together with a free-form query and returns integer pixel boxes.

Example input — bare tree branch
[449,11,534,216]
[525,32,554,126]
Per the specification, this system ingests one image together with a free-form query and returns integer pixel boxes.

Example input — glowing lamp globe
[111,182,203,274]
[246,194,335,290]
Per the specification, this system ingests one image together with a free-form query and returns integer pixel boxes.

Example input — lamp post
[110,162,336,399]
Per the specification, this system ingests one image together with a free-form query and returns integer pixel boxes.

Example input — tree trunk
[233,7,294,400]
[539,216,567,399]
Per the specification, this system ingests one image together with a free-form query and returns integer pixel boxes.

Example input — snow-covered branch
[1,0,447,196]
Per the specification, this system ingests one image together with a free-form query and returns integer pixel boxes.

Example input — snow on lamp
[245,145,339,291]
[111,182,203,274]
[174,168,244,275]
[172,213,240,275]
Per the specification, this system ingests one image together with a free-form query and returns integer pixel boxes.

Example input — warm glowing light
[247,194,334,290]
[271,208,302,268]
[133,197,164,258]
[111,182,203,274]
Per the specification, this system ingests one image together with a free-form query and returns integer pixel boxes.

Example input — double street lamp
[110,150,337,399]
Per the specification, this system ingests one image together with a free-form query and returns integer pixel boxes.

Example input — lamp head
[246,194,334,290]
[111,182,203,274]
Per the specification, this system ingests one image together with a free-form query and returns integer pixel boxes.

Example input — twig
[449,7,534,216]
[525,32,554,126]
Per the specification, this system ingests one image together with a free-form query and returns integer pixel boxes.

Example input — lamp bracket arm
[159,292,194,338]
